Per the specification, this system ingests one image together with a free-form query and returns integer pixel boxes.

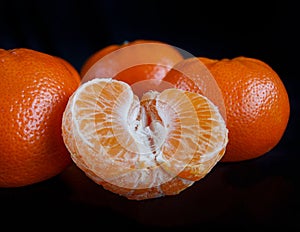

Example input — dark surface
[1,0,299,230]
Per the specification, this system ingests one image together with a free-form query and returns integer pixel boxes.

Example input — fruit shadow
[59,155,296,229]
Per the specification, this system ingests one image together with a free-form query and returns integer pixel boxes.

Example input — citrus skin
[199,57,290,162]
[164,56,290,162]
[0,48,80,187]
[80,39,184,83]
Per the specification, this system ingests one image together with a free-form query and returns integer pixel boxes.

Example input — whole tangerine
[164,56,290,162]
[0,48,80,187]
[80,39,184,85]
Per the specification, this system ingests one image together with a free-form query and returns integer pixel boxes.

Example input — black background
[1,0,299,230]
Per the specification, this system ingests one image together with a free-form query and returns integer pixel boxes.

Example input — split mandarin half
[62,78,228,200]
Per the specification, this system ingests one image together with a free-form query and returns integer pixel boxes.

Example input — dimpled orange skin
[80,40,162,77]
[199,57,290,162]
[80,39,184,83]
[0,48,80,187]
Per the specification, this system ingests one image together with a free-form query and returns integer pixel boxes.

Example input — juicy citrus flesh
[0,48,80,187]
[62,78,228,200]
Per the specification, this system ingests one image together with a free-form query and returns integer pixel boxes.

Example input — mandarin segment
[62,78,228,200]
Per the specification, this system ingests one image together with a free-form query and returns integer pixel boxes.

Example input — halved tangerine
[62,78,228,200]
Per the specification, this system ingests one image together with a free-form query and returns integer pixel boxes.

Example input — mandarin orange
[80,39,184,85]
[62,78,228,200]
[0,48,80,187]
[164,56,290,162]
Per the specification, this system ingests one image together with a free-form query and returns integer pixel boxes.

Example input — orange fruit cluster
[0,48,80,187]
[81,40,290,164]
[60,40,289,200]
[0,39,290,201]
